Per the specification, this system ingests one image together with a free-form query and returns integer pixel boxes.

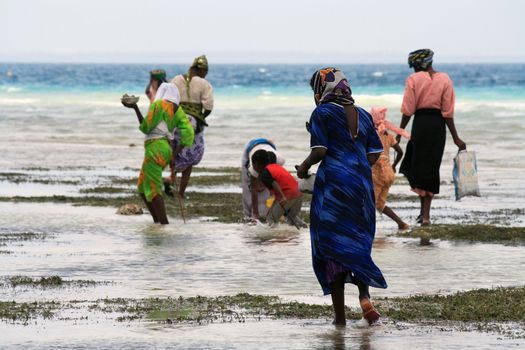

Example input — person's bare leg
[416,196,424,223]
[140,194,159,223]
[382,206,409,229]
[357,281,380,324]
[330,273,346,326]
[151,196,169,224]
[178,166,193,198]
[421,196,432,226]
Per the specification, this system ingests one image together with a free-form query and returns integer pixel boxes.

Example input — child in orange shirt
[370,107,410,230]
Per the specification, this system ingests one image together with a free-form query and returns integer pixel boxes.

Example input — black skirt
[400,109,446,194]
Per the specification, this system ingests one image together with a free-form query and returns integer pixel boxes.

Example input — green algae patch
[172,192,244,223]
[1,288,525,331]
[1,276,110,288]
[0,172,80,185]
[0,232,49,243]
[91,293,361,323]
[377,286,525,322]
[0,195,141,208]
[0,300,59,323]
[79,186,132,194]
[397,224,525,246]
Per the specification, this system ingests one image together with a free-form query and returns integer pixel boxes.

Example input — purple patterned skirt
[171,115,205,172]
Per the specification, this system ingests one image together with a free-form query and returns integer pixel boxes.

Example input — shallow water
[1,318,523,350]
[1,202,524,307]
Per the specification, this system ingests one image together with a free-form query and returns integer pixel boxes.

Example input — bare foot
[398,222,409,230]
[332,319,347,326]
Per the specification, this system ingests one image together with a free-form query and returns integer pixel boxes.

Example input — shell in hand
[121,94,139,104]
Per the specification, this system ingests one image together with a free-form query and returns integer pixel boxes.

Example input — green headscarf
[150,69,167,81]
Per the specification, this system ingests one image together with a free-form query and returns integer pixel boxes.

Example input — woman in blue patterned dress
[297,68,387,326]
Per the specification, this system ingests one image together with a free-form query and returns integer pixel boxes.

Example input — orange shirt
[401,71,455,118]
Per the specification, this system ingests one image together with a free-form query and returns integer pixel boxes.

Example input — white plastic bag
[298,174,316,194]
[453,150,481,200]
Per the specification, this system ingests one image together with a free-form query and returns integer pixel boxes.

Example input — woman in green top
[122,70,194,224]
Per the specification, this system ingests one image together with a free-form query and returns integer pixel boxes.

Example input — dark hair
[267,152,277,164]
[251,150,269,167]
[145,83,151,96]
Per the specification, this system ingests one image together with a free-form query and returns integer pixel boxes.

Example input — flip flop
[360,298,380,325]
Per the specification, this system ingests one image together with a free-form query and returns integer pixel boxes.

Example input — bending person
[398,49,466,226]
[297,68,387,326]
[122,70,194,224]
[241,138,285,221]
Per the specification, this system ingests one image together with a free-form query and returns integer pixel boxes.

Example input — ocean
[1,63,524,169]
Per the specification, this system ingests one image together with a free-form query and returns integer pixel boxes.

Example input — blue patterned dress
[309,103,388,295]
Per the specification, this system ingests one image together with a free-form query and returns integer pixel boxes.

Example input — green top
[139,100,194,147]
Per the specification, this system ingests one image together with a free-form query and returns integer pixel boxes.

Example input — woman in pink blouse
[397,49,466,226]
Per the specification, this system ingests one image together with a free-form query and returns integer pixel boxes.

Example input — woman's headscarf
[311,67,354,105]
[154,83,180,105]
[191,55,208,70]
[370,107,411,139]
[408,49,434,70]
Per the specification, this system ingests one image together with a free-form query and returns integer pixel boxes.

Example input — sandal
[360,298,380,324]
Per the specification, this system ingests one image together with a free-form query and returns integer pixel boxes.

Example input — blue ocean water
[1,63,525,100]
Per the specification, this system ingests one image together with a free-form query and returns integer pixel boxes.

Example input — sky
[0,0,524,63]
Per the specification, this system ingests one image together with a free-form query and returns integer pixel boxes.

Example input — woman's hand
[296,164,310,179]
[121,101,137,109]
[454,138,467,151]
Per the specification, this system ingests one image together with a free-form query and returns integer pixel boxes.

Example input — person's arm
[298,108,328,179]
[139,102,162,134]
[174,106,195,147]
[121,101,145,124]
[397,76,416,143]
[396,114,411,143]
[392,142,404,172]
[365,114,384,166]
[444,118,466,150]
[250,175,261,219]
[272,181,287,204]
[367,153,380,166]
[201,81,213,119]
[297,147,326,179]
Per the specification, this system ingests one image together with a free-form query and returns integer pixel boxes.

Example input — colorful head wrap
[154,83,180,105]
[191,55,208,70]
[311,67,354,105]
[370,107,411,139]
[150,69,167,81]
[408,49,434,70]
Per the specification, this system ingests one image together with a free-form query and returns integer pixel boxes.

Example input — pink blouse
[401,71,455,118]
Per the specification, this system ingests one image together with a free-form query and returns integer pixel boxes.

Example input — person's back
[262,163,300,201]
[402,71,455,118]
[313,103,381,181]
